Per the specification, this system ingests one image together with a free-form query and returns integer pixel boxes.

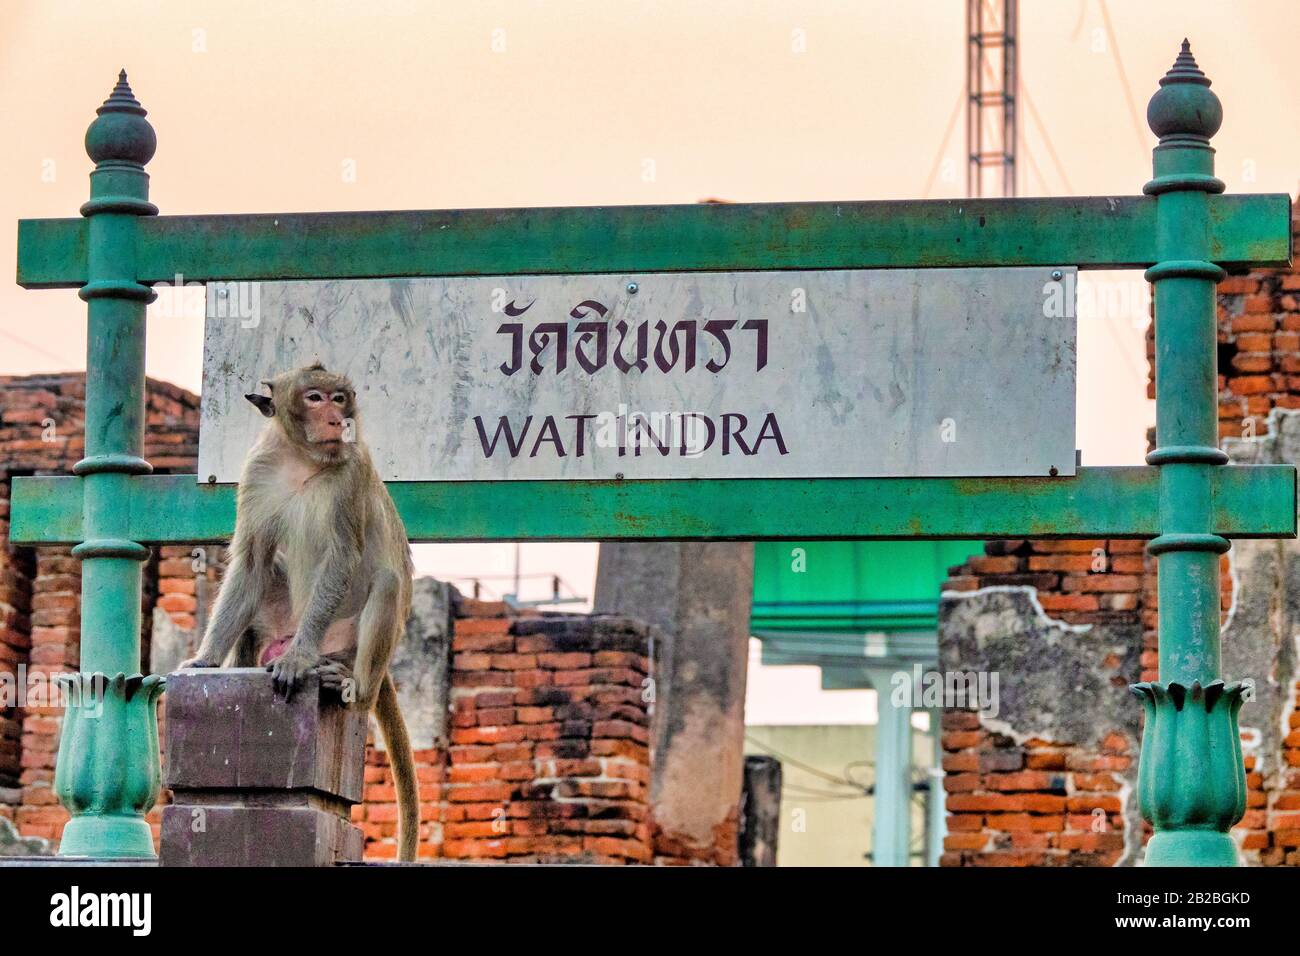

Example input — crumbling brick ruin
[940,211,1300,866]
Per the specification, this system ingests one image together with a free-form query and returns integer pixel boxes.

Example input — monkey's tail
[375,673,419,862]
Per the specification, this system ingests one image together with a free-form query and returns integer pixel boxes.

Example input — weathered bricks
[356,605,654,863]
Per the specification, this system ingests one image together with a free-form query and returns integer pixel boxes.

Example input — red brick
[537,652,592,669]
[1060,574,1142,593]
[1037,593,1099,614]
[941,731,983,751]
[1228,374,1277,394]
[453,632,514,653]
[455,618,512,637]
[985,771,1058,792]
[491,654,538,671]
[944,832,988,850]
[453,653,492,671]
[968,556,1021,575]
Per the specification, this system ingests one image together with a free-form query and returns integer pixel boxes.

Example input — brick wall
[0,478,31,794]
[940,211,1300,866]
[0,374,200,846]
[939,540,1144,866]
[356,599,653,863]
[940,711,1132,866]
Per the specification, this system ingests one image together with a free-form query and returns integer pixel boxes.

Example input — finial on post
[85,69,156,167]
[1146,40,1222,142]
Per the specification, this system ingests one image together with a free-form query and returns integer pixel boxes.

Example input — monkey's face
[295,384,354,463]
[246,363,359,465]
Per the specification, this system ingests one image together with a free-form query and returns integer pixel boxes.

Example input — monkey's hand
[177,656,215,670]
[269,644,317,696]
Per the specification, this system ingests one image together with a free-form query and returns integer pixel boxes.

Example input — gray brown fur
[182,364,420,861]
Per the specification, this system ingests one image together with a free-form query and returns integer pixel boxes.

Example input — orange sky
[2,0,1298,600]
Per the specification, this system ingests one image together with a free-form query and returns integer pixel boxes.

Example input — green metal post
[53,73,164,858]
[1132,42,1246,867]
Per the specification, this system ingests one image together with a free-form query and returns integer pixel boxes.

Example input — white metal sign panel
[197,267,1076,482]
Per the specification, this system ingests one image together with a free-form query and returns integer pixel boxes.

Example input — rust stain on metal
[611,510,650,533]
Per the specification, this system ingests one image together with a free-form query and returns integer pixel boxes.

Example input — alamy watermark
[1042,271,1152,327]
[0,667,105,716]
[890,664,1000,718]
[150,274,261,328]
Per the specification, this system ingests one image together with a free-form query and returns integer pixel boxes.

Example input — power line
[784,792,870,803]
[745,733,870,793]
[1024,141,1053,195]
[1021,83,1076,195]
[1096,0,1148,157]
[921,90,965,199]
[1019,84,1148,389]
[0,327,79,367]
[1069,0,1089,40]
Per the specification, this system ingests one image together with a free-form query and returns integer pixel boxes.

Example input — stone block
[162,669,367,866]
[164,668,366,802]
[160,802,362,867]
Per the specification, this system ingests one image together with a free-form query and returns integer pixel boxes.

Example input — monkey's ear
[260,379,274,393]
[245,393,276,418]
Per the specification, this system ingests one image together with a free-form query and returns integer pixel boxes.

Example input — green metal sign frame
[10,43,1295,865]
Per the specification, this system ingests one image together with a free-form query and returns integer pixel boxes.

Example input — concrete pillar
[161,669,366,866]
[868,665,912,867]
[594,542,754,864]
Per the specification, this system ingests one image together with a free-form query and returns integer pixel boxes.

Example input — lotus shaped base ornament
[53,673,165,858]
[1130,679,1246,867]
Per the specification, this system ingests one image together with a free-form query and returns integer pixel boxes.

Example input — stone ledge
[160,805,362,867]
[164,668,366,802]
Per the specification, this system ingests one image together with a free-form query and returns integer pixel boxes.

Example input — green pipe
[1133,41,1247,867]
[53,72,163,859]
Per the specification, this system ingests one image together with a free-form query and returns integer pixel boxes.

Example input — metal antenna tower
[967,0,1018,196]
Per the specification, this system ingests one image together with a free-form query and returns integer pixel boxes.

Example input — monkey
[179,363,419,862]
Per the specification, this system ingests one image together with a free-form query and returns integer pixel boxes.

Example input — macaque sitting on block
[180,363,419,861]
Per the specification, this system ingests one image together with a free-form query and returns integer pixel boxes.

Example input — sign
[197,267,1076,483]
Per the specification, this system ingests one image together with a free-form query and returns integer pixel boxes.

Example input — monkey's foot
[177,656,215,670]
[313,658,355,699]
[268,646,317,697]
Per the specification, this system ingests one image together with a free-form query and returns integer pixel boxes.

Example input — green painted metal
[15,193,1291,288]
[52,73,162,859]
[751,540,984,632]
[1136,42,1248,867]
[9,465,1296,546]
[53,674,165,858]
[1131,679,1246,866]
[756,631,941,676]
[753,599,946,632]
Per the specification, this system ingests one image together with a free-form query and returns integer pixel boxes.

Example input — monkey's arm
[184,534,273,668]
[269,531,362,693]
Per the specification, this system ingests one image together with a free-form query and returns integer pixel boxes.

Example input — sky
[2,2,1298,715]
